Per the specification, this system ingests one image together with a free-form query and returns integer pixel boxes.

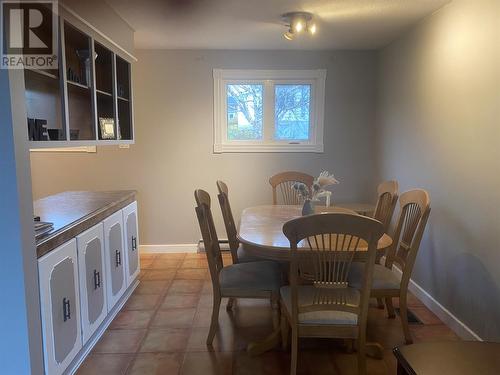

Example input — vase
[302,199,315,216]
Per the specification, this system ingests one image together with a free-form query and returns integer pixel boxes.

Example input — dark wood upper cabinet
[23,11,134,147]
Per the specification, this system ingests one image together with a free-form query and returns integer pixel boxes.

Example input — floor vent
[395,308,423,325]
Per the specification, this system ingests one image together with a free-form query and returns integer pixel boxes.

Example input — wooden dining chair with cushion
[280,213,384,375]
[349,189,431,344]
[373,180,399,233]
[216,180,260,264]
[194,189,284,345]
[269,171,314,205]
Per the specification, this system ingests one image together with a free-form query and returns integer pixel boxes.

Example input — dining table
[237,204,393,357]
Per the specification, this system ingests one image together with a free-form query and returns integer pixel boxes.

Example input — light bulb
[294,20,303,33]
[308,22,317,35]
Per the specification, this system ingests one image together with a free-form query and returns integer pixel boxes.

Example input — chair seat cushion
[237,245,262,263]
[348,263,400,290]
[280,285,359,325]
[219,261,283,294]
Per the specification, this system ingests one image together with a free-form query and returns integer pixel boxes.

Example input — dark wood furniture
[393,341,500,375]
[24,8,134,146]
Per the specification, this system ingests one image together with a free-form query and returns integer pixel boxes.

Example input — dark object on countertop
[35,221,54,240]
[35,221,53,231]
[393,341,500,375]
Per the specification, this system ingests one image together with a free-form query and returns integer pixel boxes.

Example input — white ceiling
[105,0,450,50]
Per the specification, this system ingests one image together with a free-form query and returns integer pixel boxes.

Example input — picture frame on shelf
[99,117,115,139]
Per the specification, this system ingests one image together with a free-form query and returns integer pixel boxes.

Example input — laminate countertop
[34,190,136,258]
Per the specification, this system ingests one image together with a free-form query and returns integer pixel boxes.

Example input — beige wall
[377,0,500,340]
[31,49,379,245]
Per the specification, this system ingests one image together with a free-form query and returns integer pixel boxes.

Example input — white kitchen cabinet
[76,223,107,343]
[38,239,82,375]
[122,201,140,286]
[103,210,127,310]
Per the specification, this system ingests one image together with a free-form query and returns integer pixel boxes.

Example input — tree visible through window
[214,69,325,153]
[227,84,263,140]
[274,84,311,140]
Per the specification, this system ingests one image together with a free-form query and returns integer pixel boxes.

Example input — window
[214,69,326,153]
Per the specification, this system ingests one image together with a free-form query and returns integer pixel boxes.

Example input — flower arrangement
[292,171,339,207]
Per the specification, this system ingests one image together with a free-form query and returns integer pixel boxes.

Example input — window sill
[213,143,324,153]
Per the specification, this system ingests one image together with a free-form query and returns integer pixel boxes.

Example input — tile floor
[77,253,459,375]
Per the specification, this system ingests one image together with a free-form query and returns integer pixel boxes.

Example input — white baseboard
[139,244,199,253]
[391,266,482,341]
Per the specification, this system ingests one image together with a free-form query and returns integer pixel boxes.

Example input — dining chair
[349,189,431,344]
[269,171,314,205]
[372,180,398,309]
[194,189,283,345]
[280,213,384,375]
[216,180,260,264]
[373,180,399,233]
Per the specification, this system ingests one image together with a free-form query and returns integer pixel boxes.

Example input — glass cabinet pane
[95,42,116,140]
[25,69,65,141]
[24,5,65,141]
[116,56,132,140]
[64,22,95,141]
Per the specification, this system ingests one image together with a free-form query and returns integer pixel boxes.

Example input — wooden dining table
[237,204,393,357]
[238,205,392,260]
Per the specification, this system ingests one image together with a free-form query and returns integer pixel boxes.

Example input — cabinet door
[103,210,127,310]
[38,239,82,375]
[122,201,140,286]
[76,223,107,343]
[116,56,133,140]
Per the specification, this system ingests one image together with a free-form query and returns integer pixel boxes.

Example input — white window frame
[213,69,326,153]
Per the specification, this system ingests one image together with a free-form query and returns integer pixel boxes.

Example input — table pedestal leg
[366,342,384,359]
[247,328,281,356]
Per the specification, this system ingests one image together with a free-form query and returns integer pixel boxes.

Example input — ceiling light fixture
[283,31,295,41]
[282,12,317,41]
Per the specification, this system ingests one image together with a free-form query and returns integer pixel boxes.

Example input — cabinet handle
[63,298,71,322]
[115,250,121,267]
[132,236,137,251]
[93,269,101,290]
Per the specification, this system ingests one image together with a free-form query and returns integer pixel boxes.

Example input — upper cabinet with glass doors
[23,8,135,147]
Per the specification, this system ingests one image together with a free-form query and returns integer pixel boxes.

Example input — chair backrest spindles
[269,171,314,205]
[283,214,384,321]
[373,180,399,232]
[385,189,431,288]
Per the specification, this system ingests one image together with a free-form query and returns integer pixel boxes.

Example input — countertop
[35,190,136,258]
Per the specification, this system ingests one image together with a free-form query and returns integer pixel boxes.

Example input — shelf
[67,80,90,90]
[26,19,134,148]
[96,89,112,97]
[26,68,58,80]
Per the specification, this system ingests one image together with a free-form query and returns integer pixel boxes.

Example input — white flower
[316,171,339,187]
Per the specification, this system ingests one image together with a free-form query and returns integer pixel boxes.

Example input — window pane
[274,84,311,140]
[227,84,263,140]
